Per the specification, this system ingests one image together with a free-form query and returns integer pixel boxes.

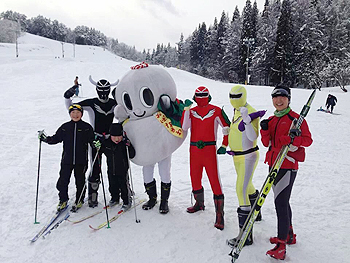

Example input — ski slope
[0,33,349,263]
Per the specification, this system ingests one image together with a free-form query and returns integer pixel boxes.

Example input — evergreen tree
[177,33,186,68]
[216,11,230,80]
[239,0,255,83]
[293,0,326,89]
[223,6,242,82]
[270,0,295,86]
[251,0,281,85]
[206,18,219,79]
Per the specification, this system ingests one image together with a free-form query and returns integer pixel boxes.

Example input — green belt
[190,141,216,149]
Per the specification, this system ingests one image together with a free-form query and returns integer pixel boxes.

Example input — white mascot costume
[113,62,189,214]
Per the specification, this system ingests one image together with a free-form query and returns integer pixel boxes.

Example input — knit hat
[109,123,123,136]
[68,104,83,114]
[271,84,291,100]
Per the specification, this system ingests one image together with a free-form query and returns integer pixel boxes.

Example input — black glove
[64,86,77,99]
[38,131,48,142]
[94,133,106,143]
[260,119,269,130]
[289,128,301,138]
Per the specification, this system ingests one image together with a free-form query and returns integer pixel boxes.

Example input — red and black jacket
[260,110,313,170]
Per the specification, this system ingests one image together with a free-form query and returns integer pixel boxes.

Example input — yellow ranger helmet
[229,85,247,109]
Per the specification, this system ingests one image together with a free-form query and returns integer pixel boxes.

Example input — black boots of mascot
[142,179,171,214]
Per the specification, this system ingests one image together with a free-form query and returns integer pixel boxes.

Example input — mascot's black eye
[140,87,154,108]
[122,92,133,110]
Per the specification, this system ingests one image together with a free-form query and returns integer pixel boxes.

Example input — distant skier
[74,76,80,97]
[64,76,118,208]
[260,85,313,260]
[325,94,337,113]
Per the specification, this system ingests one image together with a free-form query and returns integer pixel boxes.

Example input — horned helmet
[89,75,119,103]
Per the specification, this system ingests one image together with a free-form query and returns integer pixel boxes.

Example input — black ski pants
[57,163,87,203]
[107,171,130,205]
[272,168,297,240]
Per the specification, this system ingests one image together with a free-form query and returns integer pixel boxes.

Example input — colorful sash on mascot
[155,111,184,138]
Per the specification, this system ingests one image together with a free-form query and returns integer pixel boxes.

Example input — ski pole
[126,144,140,223]
[98,154,111,228]
[76,148,100,205]
[34,131,43,224]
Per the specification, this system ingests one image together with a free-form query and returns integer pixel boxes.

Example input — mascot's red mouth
[133,111,146,117]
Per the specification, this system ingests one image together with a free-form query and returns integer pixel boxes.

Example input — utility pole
[243,38,255,85]
[73,33,76,58]
[61,42,65,58]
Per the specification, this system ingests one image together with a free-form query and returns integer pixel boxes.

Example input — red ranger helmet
[194,86,211,107]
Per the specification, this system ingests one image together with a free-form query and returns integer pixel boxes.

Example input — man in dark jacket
[325,94,337,113]
[39,104,98,212]
[99,123,135,211]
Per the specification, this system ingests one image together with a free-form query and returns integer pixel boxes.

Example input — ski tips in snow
[30,205,69,243]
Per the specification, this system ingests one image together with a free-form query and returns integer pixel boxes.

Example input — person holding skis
[38,104,101,212]
[260,84,313,260]
[182,86,230,230]
[225,85,265,248]
[325,94,337,113]
[98,123,136,210]
[64,76,118,208]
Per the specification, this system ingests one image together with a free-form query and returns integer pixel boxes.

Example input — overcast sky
[1,0,265,51]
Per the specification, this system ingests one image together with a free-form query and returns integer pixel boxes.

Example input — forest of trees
[1,0,350,89]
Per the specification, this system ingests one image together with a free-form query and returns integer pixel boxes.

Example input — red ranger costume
[182,86,230,230]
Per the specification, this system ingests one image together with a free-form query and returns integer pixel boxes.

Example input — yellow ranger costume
[227,85,265,247]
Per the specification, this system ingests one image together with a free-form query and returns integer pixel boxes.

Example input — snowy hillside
[0,33,349,263]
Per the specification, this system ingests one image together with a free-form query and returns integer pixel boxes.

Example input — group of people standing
[38,76,313,260]
[182,84,312,260]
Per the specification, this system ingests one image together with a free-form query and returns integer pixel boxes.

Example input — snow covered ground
[0,33,349,263]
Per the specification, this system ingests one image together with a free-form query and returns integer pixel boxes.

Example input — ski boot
[142,179,157,210]
[187,187,205,213]
[71,200,83,212]
[249,189,262,221]
[227,207,253,248]
[266,238,286,260]
[88,181,99,208]
[108,199,119,207]
[270,225,296,245]
[57,200,68,212]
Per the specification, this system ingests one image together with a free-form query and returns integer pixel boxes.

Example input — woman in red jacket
[260,85,313,260]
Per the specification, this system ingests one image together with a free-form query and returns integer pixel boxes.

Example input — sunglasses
[271,89,289,98]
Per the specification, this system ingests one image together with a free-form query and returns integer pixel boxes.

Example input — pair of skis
[31,199,145,242]
[30,205,70,243]
[229,89,316,262]
[89,199,146,230]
